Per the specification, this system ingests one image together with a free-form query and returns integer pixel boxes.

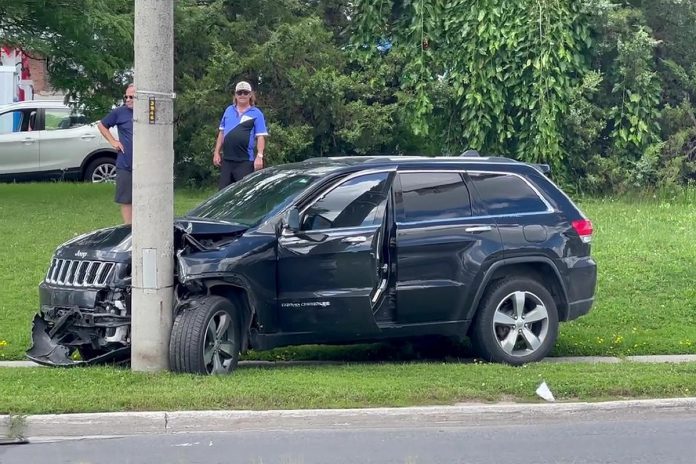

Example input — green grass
[1,362,694,415]
[554,194,696,356]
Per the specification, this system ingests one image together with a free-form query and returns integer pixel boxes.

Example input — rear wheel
[169,296,241,375]
[470,277,558,365]
[84,157,116,183]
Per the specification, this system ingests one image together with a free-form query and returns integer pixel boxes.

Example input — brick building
[27,56,49,95]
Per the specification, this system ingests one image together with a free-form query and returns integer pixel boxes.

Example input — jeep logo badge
[75,250,87,259]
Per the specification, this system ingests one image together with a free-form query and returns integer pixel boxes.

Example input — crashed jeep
[27,156,596,373]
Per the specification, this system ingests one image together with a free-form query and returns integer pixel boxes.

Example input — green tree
[173,0,411,186]
[0,0,134,117]
[350,0,591,172]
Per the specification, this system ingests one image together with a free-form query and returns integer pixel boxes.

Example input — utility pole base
[131,288,174,372]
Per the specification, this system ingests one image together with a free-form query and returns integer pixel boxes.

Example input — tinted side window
[398,172,472,222]
[469,173,548,215]
[302,172,390,230]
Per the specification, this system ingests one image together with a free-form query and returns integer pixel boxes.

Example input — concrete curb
[2,355,696,369]
[2,398,695,441]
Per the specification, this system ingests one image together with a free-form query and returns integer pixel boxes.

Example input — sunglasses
[123,95,135,100]
[235,90,251,96]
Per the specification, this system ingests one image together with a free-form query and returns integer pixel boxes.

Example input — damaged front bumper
[26,283,131,366]
[27,314,130,366]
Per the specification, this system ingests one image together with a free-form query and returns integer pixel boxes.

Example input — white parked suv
[0,100,118,182]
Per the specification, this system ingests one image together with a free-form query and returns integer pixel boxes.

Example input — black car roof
[278,155,540,176]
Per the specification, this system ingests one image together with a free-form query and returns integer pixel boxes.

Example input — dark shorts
[115,169,132,204]
[219,160,254,190]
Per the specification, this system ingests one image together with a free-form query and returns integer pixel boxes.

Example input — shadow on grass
[25,337,479,372]
[241,336,478,366]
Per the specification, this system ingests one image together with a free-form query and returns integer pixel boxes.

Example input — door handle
[464,226,493,233]
[22,137,35,144]
[341,236,367,243]
[81,134,97,140]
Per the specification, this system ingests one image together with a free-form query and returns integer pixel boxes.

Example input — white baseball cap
[235,81,252,92]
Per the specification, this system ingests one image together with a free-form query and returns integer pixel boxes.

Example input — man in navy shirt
[213,81,268,189]
[98,84,135,224]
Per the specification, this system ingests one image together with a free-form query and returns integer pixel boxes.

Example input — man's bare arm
[98,122,124,152]
[213,130,224,167]
[254,136,266,171]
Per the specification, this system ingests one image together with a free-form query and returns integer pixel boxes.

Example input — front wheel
[84,157,116,183]
[470,277,559,365]
[169,296,241,375]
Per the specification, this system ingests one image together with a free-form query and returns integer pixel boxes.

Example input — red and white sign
[0,46,34,103]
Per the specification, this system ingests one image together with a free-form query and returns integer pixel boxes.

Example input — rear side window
[397,172,472,222]
[45,108,85,130]
[469,172,548,216]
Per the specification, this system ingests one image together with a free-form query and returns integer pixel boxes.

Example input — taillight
[572,219,593,243]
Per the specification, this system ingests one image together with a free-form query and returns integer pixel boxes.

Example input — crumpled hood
[55,225,132,262]
[54,219,249,262]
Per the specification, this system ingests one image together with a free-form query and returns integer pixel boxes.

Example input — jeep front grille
[45,259,116,288]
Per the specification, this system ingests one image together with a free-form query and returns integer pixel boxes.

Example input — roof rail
[460,149,480,157]
[531,163,551,175]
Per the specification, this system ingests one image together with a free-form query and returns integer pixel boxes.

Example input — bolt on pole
[131,0,175,372]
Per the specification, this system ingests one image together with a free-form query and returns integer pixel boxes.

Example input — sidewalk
[2,354,696,369]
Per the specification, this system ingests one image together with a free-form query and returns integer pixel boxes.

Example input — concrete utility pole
[131,0,175,372]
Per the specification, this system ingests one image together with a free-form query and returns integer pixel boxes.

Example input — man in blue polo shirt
[213,81,268,189]
[98,83,135,224]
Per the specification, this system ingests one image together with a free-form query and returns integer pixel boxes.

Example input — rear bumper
[567,297,594,320]
[563,257,597,321]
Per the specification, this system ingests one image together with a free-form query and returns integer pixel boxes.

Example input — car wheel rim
[92,164,116,183]
[492,291,549,357]
[203,310,236,375]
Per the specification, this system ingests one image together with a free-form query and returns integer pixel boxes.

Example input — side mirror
[285,207,300,232]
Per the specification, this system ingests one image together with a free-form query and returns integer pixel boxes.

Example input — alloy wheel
[492,291,550,357]
[203,310,237,374]
[91,163,117,183]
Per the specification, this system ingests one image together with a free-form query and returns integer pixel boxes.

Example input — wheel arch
[468,257,569,322]
[80,149,117,179]
[178,279,256,353]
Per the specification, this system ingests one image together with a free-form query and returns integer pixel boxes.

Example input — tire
[470,277,559,365]
[169,296,241,375]
[84,157,116,183]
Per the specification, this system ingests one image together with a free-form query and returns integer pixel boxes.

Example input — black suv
[27,156,596,373]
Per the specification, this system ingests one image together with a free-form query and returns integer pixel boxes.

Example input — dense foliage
[2,0,695,191]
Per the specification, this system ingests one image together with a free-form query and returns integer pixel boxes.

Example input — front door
[277,170,395,337]
[0,109,39,178]
[39,107,96,172]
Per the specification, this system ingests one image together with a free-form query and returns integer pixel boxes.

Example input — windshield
[186,168,319,226]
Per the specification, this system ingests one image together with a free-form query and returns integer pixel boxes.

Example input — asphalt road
[2,405,696,464]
